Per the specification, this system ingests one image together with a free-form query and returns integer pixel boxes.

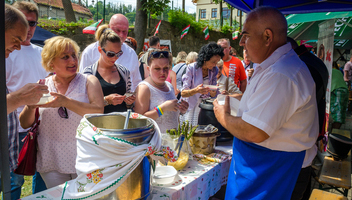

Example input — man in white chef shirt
[213,6,318,200]
[79,14,141,91]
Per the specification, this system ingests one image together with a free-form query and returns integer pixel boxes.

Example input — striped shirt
[7,87,19,172]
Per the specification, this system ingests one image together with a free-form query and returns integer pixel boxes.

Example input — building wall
[195,0,246,24]
[37,4,91,20]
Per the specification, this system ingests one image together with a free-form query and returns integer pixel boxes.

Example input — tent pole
[0,2,11,200]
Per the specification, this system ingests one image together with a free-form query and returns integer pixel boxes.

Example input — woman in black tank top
[93,26,134,113]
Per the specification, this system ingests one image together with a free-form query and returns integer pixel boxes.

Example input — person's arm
[19,105,37,129]
[130,54,143,91]
[240,79,247,93]
[7,83,49,115]
[170,70,179,96]
[40,75,104,116]
[134,84,179,120]
[213,96,269,143]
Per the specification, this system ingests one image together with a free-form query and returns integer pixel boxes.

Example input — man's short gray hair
[5,4,28,31]
[12,1,39,20]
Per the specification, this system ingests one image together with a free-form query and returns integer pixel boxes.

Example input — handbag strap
[35,108,40,124]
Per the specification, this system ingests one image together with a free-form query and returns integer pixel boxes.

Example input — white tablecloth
[21,140,233,200]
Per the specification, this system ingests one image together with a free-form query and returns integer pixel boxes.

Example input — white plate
[153,166,177,185]
[36,94,53,105]
[203,85,219,90]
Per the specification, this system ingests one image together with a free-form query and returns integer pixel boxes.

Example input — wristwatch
[104,96,109,106]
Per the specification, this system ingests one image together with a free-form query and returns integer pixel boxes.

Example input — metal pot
[189,125,220,155]
[86,114,154,200]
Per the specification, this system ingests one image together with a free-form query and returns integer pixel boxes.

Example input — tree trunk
[182,0,185,13]
[220,1,223,28]
[62,0,77,22]
[135,0,147,54]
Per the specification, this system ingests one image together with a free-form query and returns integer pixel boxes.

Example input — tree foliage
[168,9,208,34]
[142,0,171,16]
[88,1,135,25]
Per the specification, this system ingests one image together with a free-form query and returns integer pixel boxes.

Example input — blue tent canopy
[224,0,352,14]
[30,26,57,46]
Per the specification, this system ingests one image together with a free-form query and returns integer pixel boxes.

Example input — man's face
[5,21,27,58]
[217,41,230,57]
[22,11,37,45]
[110,20,129,42]
[239,18,266,64]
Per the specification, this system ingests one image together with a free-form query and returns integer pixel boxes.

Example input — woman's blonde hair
[95,24,121,47]
[186,51,198,65]
[95,24,108,41]
[41,36,80,72]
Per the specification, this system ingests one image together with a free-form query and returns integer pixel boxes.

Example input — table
[318,129,351,196]
[152,140,232,200]
[21,140,233,200]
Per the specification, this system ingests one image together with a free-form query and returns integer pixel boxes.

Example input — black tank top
[96,70,127,113]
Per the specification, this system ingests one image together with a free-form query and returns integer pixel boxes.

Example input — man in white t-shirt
[7,2,48,199]
[79,14,141,91]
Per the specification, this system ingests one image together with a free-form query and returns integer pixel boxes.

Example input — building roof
[33,0,92,16]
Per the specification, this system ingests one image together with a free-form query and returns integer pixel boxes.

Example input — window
[212,8,217,18]
[200,9,206,19]
[222,8,230,19]
[237,10,241,17]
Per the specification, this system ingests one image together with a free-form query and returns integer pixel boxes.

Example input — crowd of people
[3,2,349,200]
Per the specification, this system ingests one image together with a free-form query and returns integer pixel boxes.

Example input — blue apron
[225,137,305,200]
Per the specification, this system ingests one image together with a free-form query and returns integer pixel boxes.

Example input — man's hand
[7,83,49,114]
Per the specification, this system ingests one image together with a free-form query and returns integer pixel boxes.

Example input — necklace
[149,77,166,89]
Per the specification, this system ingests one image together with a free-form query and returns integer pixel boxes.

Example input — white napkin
[217,94,240,116]
[61,112,167,200]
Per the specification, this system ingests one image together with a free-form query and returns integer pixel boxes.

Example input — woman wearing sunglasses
[19,36,104,188]
[83,25,134,113]
[180,42,224,126]
[134,50,189,133]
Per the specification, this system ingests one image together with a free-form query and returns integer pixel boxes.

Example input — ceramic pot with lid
[189,125,220,155]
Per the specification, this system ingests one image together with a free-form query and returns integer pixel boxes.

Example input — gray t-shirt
[172,63,187,91]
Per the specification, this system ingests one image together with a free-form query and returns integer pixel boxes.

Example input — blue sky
[93,0,197,14]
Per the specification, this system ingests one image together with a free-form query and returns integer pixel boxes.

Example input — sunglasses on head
[58,107,68,119]
[28,21,38,27]
[147,51,169,63]
[102,48,123,58]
